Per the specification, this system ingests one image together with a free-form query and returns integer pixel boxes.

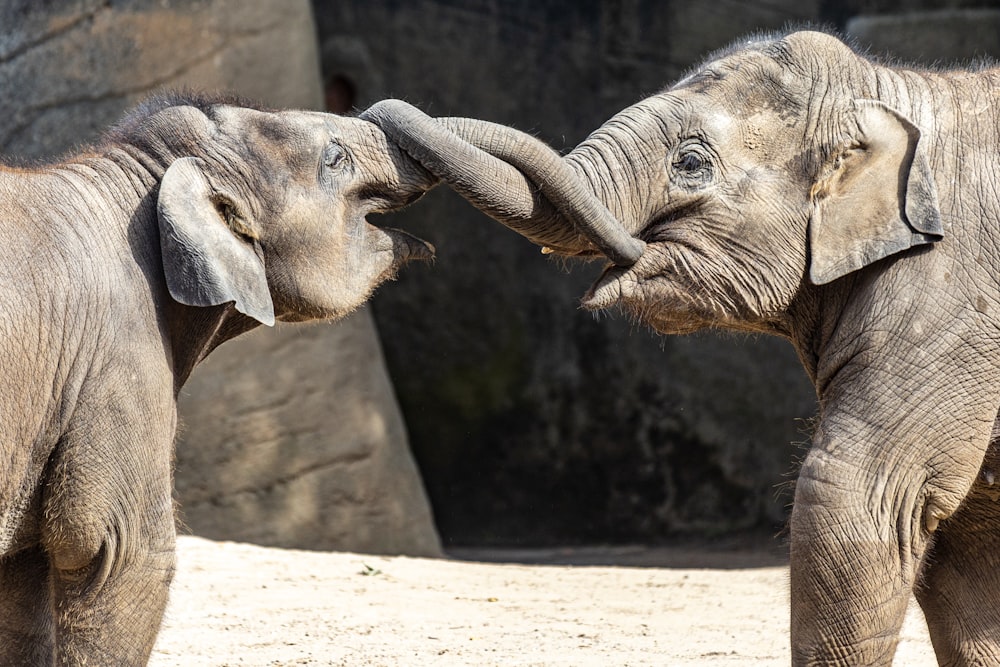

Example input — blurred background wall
[3,0,998,556]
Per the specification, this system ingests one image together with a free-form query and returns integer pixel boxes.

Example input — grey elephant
[0,92,436,665]
[366,30,1000,665]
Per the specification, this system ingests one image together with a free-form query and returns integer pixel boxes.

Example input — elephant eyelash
[676,153,708,172]
[671,143,714,184]
[323,140,351,170]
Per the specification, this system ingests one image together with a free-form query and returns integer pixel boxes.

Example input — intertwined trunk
[361,100,644,265]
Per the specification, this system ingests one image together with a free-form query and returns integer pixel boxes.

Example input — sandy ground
[150,535,936,666]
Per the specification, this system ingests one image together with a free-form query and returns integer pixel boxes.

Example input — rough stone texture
[176,322,441,556]
[313,0,823,545]
[0,0,441,557]
[846,9,1000,65]
[821,0,999,27]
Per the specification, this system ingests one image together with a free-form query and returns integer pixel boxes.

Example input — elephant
[0,91,437,665]
[364,30,1000,665]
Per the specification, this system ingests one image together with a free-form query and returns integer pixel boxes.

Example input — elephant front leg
[916,447,1000,666]
[42,423,178,665]
[49,527,176,666]
[786,347,1000,666]
[0,545,54,665]
[789,447,921,666]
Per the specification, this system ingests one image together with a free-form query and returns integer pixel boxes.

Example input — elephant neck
[164,300,260,395]
[785,278,858,391]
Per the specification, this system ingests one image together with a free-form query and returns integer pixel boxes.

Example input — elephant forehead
[652,92,736,142]
[277,109,378,141]
[254,110,393,166]
[681,48,804,114]
[212,106,318,149]
[206,107,329,182]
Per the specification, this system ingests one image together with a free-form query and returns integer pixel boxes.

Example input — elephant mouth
[581,255,719,335]
[580,215,729,335]
[634,197,705,242]
[360,189,436,266]
[360,185,435,269]
[362,186,429,215]
[580,209,687,310]
[581,247,661,311]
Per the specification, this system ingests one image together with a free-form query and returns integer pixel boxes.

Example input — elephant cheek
[334,226,435,309]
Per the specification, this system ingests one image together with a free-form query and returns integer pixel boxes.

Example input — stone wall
[0,0,441,557]
[846,8,1000,63]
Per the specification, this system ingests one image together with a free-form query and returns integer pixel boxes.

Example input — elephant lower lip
[406,239,435,261]
[387,228,435,263]
[581,264,624,310]
[580,243,670,310]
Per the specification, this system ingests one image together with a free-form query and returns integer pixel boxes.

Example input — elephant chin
[581,249,661,311]
[278,228,434,324]
[581,267,624,311]
[583,274,710,334]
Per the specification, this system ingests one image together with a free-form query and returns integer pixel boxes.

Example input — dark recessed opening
[324,74,357,114]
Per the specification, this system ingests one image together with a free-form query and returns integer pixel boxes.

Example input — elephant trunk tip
[607,237,645,266]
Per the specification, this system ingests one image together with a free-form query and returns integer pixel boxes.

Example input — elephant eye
[676,153,706,172]
[324,141,349,170]
[672,141,713,185]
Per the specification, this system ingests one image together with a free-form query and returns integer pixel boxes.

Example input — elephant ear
[157,156,275,326]
[807,99,943,285]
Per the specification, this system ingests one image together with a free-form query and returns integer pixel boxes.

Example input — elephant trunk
[360,99,644,265]
[562,139,645,238]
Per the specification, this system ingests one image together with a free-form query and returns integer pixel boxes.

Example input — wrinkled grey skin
[370,31,1000,666]
[0,92,435,665]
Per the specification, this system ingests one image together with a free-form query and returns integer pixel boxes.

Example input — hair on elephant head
[0,91,438,665]
[366,30,1000,667]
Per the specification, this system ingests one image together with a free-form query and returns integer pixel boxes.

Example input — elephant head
[112,93,437,329]
[366,31,942,338]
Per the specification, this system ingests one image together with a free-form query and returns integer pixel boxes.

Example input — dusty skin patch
[150,536,935,666]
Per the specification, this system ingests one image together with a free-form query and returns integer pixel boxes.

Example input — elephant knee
[46,530,124,598]
[793,450,938,568]
[43,516,106,580]
[44,508,176,596]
